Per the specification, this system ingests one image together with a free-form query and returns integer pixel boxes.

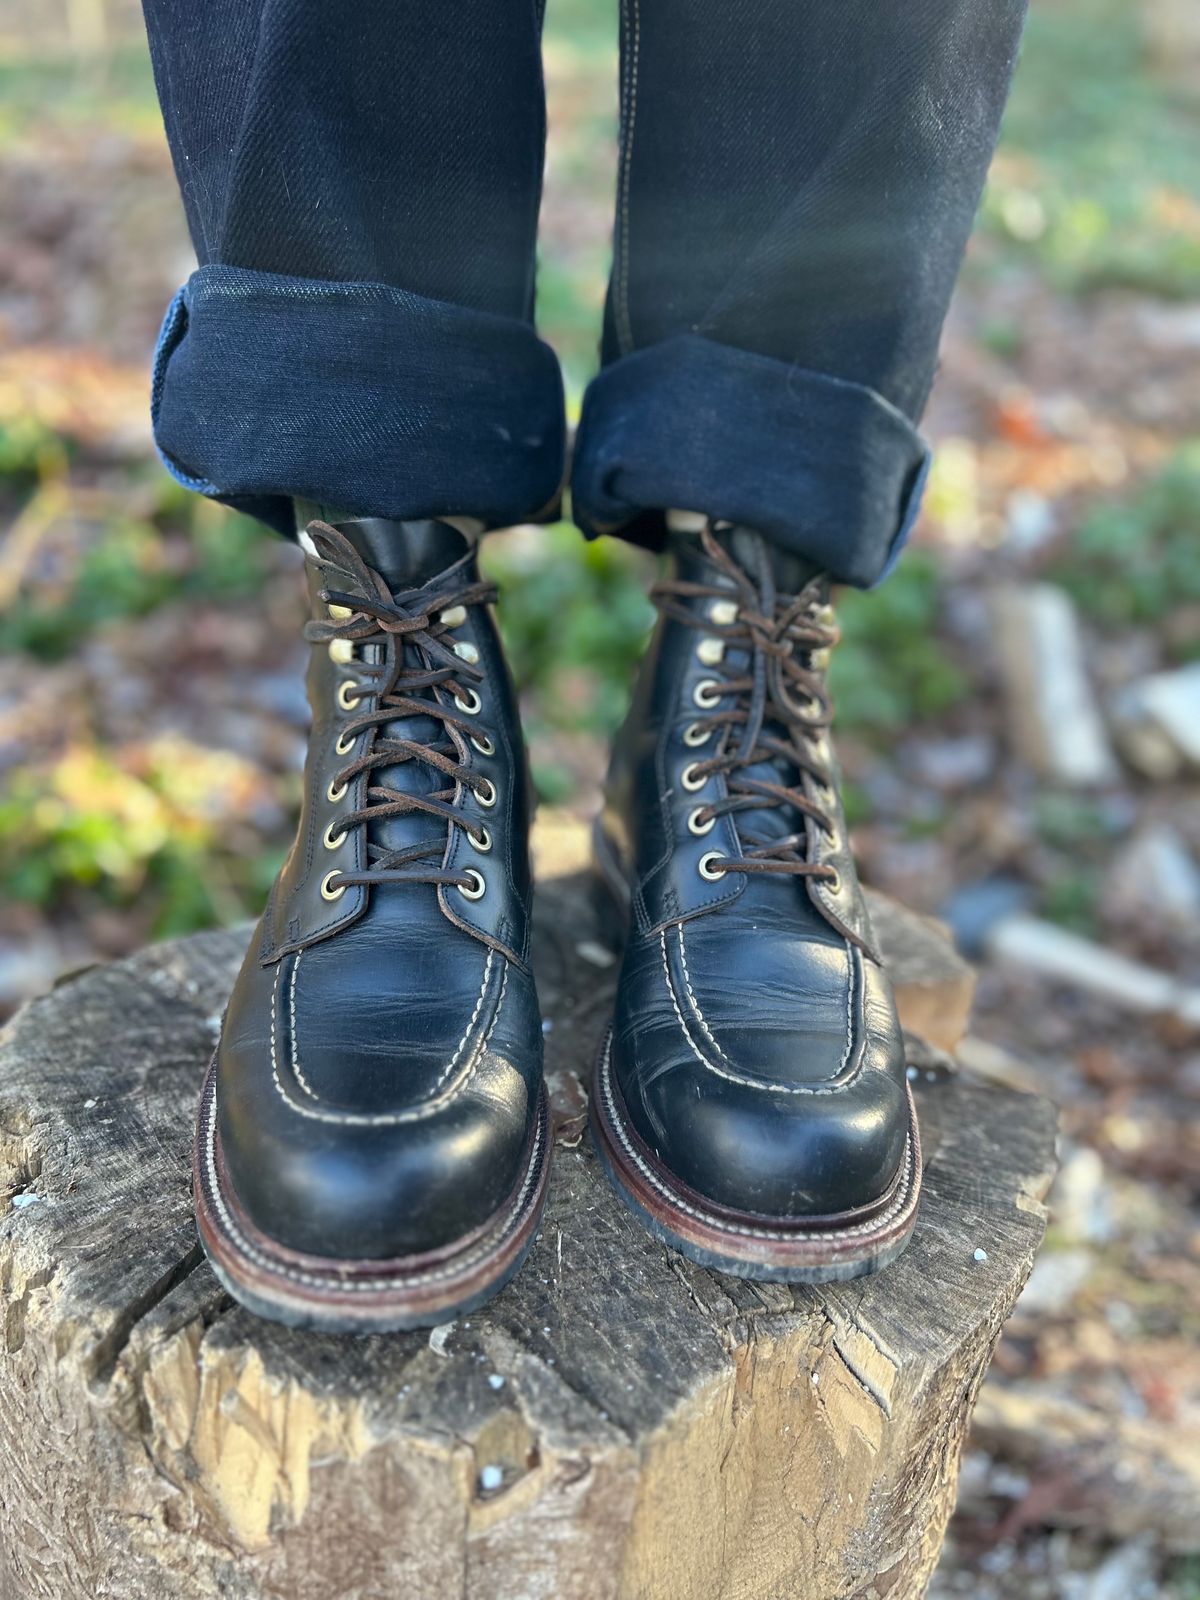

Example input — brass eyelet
[688,807,716,837]
[327,778,348,804]
[337,680,362,713]
[476,777,498,809]
[694,678,722,710]
[323,821,348,851]
[470,825,492,853]
[471,731,495,756]
[455,687,483,716]
[698,851,728,882]
[683,722,712,748]
[458,867,486,901]
[681,761,706,793]
[335,730,356,756]
[320,870,347,901]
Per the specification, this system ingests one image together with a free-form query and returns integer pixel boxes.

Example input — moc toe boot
[194,515,549,1330]
[590,522,920,1282]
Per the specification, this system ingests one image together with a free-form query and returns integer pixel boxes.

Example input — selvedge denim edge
[151,265,567,538]
[571,332,930,589]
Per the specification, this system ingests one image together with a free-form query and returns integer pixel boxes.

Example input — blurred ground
[0,0,1198,1593]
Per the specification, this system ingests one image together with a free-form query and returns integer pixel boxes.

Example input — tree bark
[0,820,1055,1600]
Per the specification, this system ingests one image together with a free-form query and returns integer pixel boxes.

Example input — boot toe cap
[611,926,910,1219]
[212,943,541,1260]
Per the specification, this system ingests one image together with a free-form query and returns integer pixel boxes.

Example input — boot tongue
[721,525,822,597]
[334,516,472,591]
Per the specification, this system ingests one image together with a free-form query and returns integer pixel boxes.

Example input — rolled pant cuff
[151,265,567,538]
[571,333,930,588]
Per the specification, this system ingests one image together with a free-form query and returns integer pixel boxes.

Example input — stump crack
[87,1242,206,1388]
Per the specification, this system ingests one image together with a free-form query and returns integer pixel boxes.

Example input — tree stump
[0,818,1056,1600]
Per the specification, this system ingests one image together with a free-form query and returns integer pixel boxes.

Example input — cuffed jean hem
[570,333,931,588]
[151,265,567,539]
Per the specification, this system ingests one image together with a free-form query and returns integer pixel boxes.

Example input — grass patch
[0,739,288,937]
[981,0,1200,296]
[1049,445,1200,654]
[830,555,970,735]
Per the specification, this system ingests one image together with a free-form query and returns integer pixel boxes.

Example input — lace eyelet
[683,722,712,748]
[439,605,467,628]
[698,851,728,882]
[470,825,492,853]
[688,807,715,837]
[323,821,348,851]
[337,680,362,713]
[334,730,356,756]
[471,732,495,757]
[458,867,486,901]
[694,678,722,710]
[320,870,347,901]
[822,868,842,895]
[696,638,725,667]
[476,777,498,809]
[709,599,738,627]
[681,761,707,793]
[326,778,348,804]
[455,687,483,716]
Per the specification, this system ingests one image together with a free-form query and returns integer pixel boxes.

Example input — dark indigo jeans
[143,0,1026,587]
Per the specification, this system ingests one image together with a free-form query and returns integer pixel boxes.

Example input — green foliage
[829,555,970,735]
[981,0,1200,296]
[0,494,275,661]
[1032,792,1116,851]
[1050,446,1200,651]
[0,413,65,482]
[1033,791,1119,936]
[1170,1554,1200,1600]
[484,523,655,736]
[0,741,287,937]
[0,43,161,143]
[1040,867,1101,937]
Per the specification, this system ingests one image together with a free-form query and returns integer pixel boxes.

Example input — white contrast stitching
[677,923,736,1068]
[270,951,506,1125]
[839,940,855,1076]
[287,950,320,1099]
[599,1034,918,1243]
[433,948,495,1092]
[614,0,642,356]
[202,1062,546,1293]
[660,925,864,1096]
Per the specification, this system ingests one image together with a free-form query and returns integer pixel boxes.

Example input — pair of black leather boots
[194,513,921,1330]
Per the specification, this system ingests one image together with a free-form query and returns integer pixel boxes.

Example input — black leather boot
[590,522,920,1281]
[194,516,549,1330]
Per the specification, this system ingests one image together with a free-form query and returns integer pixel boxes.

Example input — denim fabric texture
[142,0,1026,585]
[152,267,566,538]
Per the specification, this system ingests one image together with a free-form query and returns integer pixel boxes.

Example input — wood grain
[0,820,1055,1600]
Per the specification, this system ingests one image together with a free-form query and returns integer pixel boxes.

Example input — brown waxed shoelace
[303,520,499,895]
[651,525,841,883]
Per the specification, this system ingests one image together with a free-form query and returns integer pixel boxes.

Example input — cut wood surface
[0,816,1056,1600]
